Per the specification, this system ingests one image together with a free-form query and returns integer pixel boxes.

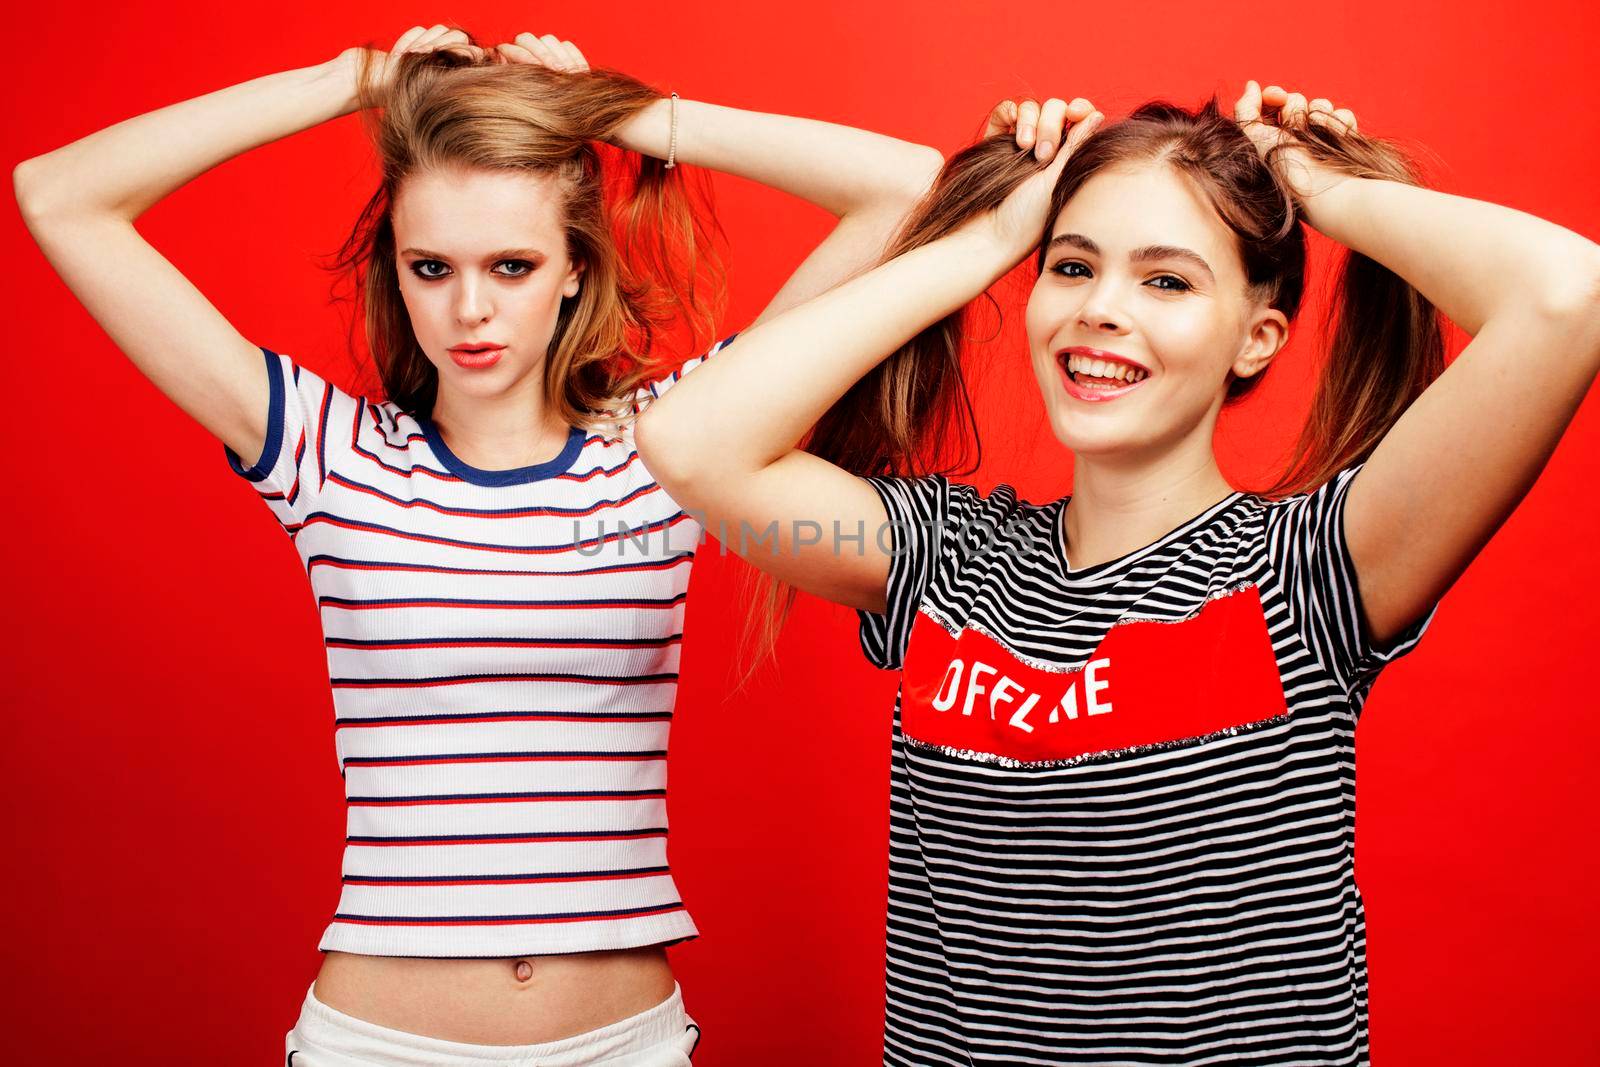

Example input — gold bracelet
[665,91,680,170]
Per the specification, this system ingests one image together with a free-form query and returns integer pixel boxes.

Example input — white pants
[284,981,700,1066]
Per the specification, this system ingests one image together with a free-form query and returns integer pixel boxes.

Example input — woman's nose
[1076,283,1131,334]
[455,279,491,325]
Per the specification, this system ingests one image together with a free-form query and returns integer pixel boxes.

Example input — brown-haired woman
[13,24,947,1066]
[636,86,1600,1062]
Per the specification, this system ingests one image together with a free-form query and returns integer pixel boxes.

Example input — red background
[5,1,1598,1063]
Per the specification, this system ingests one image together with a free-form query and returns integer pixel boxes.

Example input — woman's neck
[429,377,572,471]
[1061,437,1235,571]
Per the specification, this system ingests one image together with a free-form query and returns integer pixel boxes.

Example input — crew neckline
[1053,490,1247,583]
[418,417,587,487]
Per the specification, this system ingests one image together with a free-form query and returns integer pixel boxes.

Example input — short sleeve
[1264,463,1439,699]
[628,332,740,415]
[223,347,354,534]
[856,474,980,671]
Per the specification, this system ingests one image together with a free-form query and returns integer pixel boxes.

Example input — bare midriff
[311,946,675,1045]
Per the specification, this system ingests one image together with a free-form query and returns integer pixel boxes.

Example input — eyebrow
[1045,232,1215,283]
[399,247,548,261]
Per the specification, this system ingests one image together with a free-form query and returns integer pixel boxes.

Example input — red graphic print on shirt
[900,586,1288,764]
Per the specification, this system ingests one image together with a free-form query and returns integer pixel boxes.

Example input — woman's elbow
[635,406,707,500]
[891,145,945,207]
[14,153,108,226]
[13,156,52,223]
[1529,243,1600,349]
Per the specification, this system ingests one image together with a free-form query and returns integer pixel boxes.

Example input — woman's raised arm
[501,33,946,328]
[1238,81,1600,645]
[12,26,467,466]
[636,102,1102,611]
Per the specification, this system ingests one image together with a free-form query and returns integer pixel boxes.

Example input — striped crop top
[222,338,732,958]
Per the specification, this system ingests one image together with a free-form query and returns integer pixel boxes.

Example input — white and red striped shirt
[224,339,731,958]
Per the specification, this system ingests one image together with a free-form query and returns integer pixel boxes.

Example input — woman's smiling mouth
[1056,346,1151,402]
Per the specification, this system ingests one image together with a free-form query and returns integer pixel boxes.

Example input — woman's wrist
[949,217,1037,285]
[1276,150,1357,225]
[608,96,675,156]
[322,47,373,117]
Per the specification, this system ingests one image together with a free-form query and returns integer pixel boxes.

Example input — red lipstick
[448,342,504,370]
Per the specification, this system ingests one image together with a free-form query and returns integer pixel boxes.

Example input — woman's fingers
[1235,79,1263,124]
[1282,91,1309,128]
[1240,82,1357,159]
[1061,107,1104,157]
[1309,108,1358,135]
[558,39,589,71]
[514,31,558,65]
[505,32,586,72]
[391,25,429,55]
[410,24,452,52]
[1035,97,1068,160]
[1039,110,1094,184]
[1015,99,1041,150]
[984,99,1020,139]
[539,34,577,70]
[439,29,474,56]
[538,34,587,72]
[986,96,1095,157]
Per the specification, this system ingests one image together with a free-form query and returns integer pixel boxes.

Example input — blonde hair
[333,39,725,428]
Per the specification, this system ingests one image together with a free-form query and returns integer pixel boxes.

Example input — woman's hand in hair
[346,25,481,106]
[1234,80,1358,206]
[984,97,1090,162]
[496,33,591,73]
[978,98,1103,258]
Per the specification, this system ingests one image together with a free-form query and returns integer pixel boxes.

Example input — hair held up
[817,95,1445,496]
[740,95,1446,672]
[332,36,725,427]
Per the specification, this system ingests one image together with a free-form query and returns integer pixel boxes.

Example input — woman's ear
[562,257,586,299]
[1232,306,1290,381]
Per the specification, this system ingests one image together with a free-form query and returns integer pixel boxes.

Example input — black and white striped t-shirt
[858,468,1434,1065]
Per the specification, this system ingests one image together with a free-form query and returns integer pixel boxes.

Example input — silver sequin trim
[1111,580,1259,627]
[902,711,1291,770]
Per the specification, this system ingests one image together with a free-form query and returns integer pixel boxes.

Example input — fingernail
[1036,142,1052,160]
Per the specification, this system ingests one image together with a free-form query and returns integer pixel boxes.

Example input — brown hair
[825,95,1447,490]
[736,139,1035,679]
[1027,98,1444,493]
[332,38,725,427]
[740,97,1445,675]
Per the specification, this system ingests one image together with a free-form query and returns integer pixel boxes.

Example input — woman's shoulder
[875,475,1065,565]
[943,476,1069,524]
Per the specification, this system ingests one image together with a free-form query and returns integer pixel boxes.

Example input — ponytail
[733,136,1046,685]
[1264,127,1445,493]
[745,98,1447,677]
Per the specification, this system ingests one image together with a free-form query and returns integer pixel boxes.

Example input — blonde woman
[14,24,947,1066]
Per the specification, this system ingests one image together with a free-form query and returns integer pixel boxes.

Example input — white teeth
[1063,353,1149,384]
